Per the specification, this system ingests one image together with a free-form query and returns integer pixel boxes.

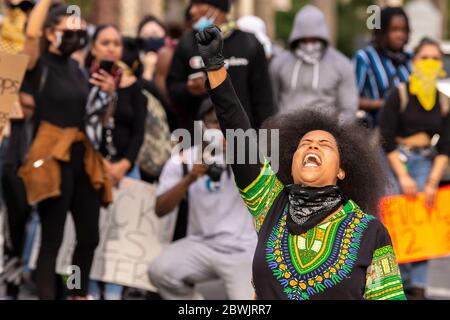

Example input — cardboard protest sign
[0,52,28,142]
[380,187,450,264]
[30,179,176,292]
[10,100,24,119]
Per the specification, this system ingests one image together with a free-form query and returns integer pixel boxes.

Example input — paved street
[2,264,450,300]
[427,257,450,299]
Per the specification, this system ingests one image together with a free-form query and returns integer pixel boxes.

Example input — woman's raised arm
[196,26,263,189]
[22,0,52,70]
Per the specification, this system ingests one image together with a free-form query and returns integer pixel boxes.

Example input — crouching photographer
[148,98,257,300]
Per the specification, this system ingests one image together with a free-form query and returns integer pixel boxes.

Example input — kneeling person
[148,99,257,300]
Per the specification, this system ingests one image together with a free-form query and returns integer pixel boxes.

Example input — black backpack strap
[172,163,190,241]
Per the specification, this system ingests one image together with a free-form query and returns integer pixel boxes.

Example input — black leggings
[36,143,101,300]
[1,164,32,299]
[2,164,32,260]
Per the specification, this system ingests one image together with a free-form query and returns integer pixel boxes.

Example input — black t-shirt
[380,86,450,156]
[21,52,89,130]
[167,29,275,135]
[101,81,147,164]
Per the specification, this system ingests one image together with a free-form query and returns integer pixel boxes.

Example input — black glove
[195,26,225,72]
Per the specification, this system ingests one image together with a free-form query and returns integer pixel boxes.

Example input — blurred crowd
[0,0,449,300]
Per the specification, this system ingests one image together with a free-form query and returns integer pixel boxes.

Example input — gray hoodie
[270,5,358,121]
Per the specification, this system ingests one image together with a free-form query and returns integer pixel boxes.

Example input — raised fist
[195,26,225,71]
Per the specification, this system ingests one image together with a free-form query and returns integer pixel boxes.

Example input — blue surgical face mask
[193,16,215,32]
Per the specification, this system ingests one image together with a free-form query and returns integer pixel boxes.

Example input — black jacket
[167,29,275,134]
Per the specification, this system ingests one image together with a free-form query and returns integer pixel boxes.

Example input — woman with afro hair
[195,26,407,300]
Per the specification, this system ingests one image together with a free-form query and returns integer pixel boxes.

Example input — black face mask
[56,30,88,57]
[286,185,346,235]
[140,37,165,53]
[7,0,35,13]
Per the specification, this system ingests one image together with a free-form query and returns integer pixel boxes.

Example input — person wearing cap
[167,0,275,137]
[148,98,257,300]
[270,5,358,122]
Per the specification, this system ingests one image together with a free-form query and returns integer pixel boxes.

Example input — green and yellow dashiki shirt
[240,161,406,300]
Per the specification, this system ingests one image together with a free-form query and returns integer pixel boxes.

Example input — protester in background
[85,24,147,300]
[18,1,113,300]
[136,15,177,132]
[133,16,176,183]
[167,0,274,136]
[380,38,450,300]
[148,99,257,300]
[0,0,36,300]
[353,6,412,128]
[86,25,147,186]
[137,15,167,88]
[270,5,358,122]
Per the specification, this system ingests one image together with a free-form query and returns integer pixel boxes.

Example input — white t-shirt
[157,147,257,253]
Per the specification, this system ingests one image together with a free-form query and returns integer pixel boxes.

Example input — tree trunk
[312,0,337,46]
[90,0,121,25]
[255,0,275,38]
[432,0,448,39]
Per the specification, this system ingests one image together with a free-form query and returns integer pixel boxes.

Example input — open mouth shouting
[302,153,322,168]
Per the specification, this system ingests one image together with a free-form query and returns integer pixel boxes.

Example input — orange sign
[380,187,450,264]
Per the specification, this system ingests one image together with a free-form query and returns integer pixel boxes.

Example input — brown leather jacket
[18,121,113,206]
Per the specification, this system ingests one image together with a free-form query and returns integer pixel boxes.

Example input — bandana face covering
[295,41,324,65]
[0,8,27,54]
[410,59,446,111]
[286,185,345,235]
[55,29,89,58]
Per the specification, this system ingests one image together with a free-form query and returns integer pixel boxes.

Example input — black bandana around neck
[286,185,346,235]
[378,47,408,66]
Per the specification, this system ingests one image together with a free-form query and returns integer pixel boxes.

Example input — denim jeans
[126,164,141,180]
[392,146,434,290]
[22,212,40,273]
[88,281,124,300]
[88,163,141,300]
[1,136,39,274]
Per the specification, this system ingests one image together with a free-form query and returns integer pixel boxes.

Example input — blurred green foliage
[337,0,376,57]
[275,0,309,47]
